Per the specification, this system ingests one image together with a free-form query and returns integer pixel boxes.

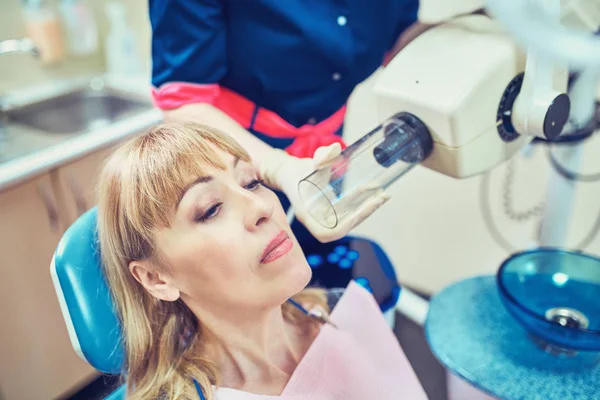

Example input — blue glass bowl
[497,248,600,351]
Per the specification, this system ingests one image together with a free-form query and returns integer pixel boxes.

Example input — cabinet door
[0,174,97,400]
[53,145,119,225]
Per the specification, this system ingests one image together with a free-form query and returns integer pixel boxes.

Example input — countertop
[0,75,163,192]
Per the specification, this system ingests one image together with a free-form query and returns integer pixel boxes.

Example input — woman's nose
[242,191,274,230]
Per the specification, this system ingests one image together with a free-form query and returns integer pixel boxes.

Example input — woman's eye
[195,203,222,223]
[244,179,264,191]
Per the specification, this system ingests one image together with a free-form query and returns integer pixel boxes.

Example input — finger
[357,180,385,194]
[297,191,390,243]
[337,191,390,232]
[313,143,342,167]
[293,189,388,244]
[292,204,341,242]
[295,205,339,240]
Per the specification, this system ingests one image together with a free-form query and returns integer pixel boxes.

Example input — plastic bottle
[104,1,142,77]
[59,0,99,56]
[21,0,65,65]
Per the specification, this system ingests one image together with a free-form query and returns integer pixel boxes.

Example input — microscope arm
[510,0,571,141]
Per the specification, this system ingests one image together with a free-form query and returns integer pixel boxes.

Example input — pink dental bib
[211,281,427,400]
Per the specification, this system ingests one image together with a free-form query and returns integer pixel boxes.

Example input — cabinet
[0,173,96,400]
[0,143,121,400]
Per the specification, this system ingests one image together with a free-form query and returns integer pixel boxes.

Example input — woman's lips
[261,230,293,264]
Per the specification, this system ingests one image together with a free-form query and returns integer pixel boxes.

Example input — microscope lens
[373,129,410,168]
[373,114,431,168]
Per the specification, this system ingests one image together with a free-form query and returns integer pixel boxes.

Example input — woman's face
[144,148,311,312]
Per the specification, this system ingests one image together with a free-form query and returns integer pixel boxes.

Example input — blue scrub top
[149,0,419,128]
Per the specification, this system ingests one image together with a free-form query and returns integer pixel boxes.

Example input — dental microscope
[299,1,600,399]
[300,1,595,218]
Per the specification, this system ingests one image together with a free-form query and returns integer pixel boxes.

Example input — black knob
[543,93,570,141]
[373,112,433,168]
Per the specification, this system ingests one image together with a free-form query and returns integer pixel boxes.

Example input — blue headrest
[50,207,124,374]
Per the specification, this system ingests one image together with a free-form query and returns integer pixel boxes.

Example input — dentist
[149,0,430,244]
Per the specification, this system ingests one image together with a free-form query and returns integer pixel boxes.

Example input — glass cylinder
[298,112,433,229]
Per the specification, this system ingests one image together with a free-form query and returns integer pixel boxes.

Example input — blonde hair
[96,123,327,400]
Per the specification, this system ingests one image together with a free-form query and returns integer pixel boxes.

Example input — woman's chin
[265,261,311,308]
[284,258,313,295]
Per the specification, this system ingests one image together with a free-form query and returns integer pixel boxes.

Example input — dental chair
[51,207,401,399]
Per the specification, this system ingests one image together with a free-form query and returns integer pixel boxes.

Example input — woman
[96,123,424,399]
[148,0,430,245]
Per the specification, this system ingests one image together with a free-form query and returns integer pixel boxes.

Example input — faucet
[0,38,39,57]
[0,38,40,144]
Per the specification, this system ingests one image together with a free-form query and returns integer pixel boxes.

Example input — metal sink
[0,124,65,163]
[0,77,163,190]
[5,86,152,134]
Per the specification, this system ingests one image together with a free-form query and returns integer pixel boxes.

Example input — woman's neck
[194,304,310,394]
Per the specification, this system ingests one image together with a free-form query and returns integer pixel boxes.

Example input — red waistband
[152,82,347,158]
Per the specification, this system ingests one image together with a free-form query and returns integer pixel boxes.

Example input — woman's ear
[129,261,180,302]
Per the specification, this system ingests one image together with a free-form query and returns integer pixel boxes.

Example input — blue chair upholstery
[51,207,400,399]
[51,208,125,400]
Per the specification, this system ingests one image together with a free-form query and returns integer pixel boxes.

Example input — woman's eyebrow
[176,156,241,207]
[177,176,213,208]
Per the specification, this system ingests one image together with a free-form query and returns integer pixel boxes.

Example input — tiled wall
[0,0,152,92]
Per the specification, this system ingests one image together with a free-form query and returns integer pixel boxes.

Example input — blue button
[327,253,341,264]
[306,254,323,268]
[334,245,348,255]
[338,259,352,269]
[346,250,360,261]
[354,277,370,287]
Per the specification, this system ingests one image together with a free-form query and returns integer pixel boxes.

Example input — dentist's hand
[259,143,390,243]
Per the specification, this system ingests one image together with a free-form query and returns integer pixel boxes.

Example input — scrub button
[307,254,323,268]
[334,245,347,255]
[332,72,342,81]
[327,253,341,264]
[307,117,317,125]
[337,16,347,26]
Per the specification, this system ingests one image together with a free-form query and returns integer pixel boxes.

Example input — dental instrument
[287,298,339,329]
